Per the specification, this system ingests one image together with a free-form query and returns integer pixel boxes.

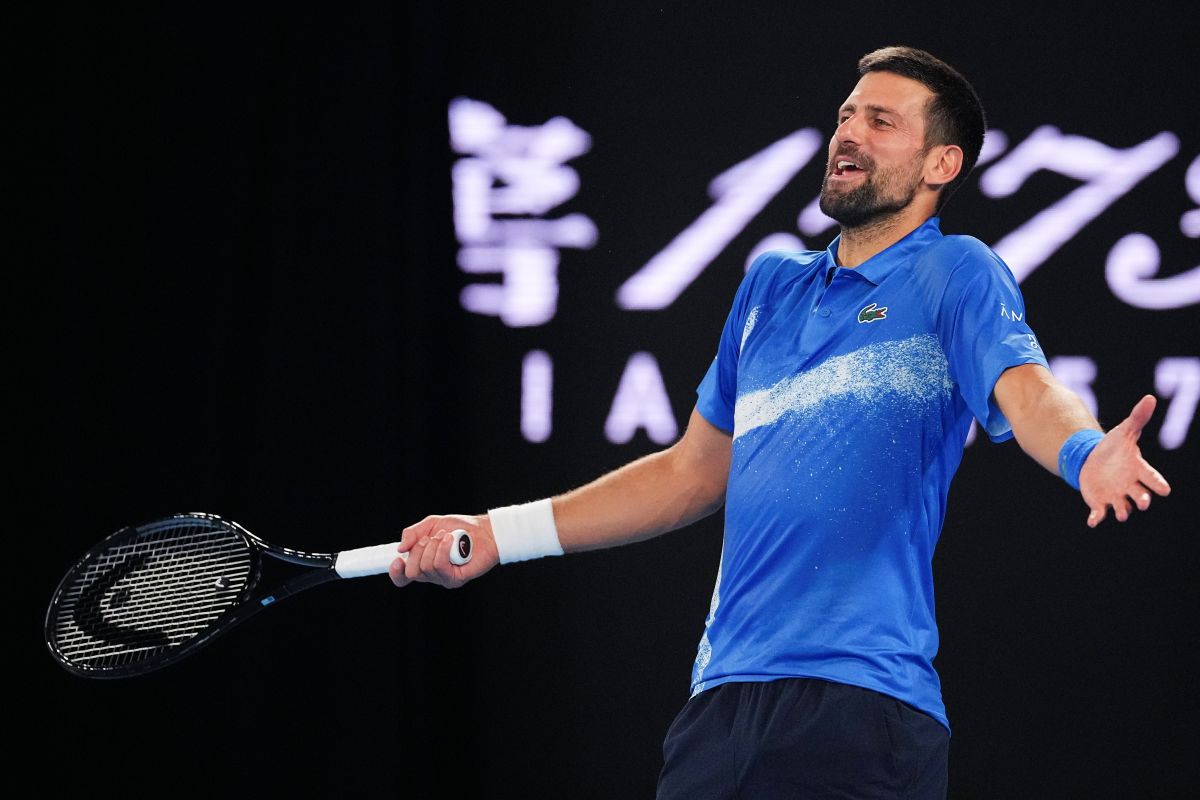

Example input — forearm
[550,445,729,553]
[488,408,732,556]
[995,364,1100,474]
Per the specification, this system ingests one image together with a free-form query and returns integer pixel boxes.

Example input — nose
[835,113,864,146]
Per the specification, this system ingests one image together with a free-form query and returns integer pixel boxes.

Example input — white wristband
[488,498,563,564]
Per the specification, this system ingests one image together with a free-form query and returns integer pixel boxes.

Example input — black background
[30,3,1197,797]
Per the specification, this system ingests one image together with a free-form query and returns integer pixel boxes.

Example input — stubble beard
[819,157,924,233]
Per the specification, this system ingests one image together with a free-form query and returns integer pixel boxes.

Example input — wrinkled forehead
[839,71,934,124]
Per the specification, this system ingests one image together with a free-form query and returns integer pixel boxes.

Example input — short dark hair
[857,46,986,213]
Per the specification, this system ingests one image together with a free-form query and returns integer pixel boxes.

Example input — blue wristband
[1058,429,1104,491]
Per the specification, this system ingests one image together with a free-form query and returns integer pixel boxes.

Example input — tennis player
[391,46,1171,798]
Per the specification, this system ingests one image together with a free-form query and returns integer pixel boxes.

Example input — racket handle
[334,530,473,578]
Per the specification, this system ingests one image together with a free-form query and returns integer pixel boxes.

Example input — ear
[923,144,963,189]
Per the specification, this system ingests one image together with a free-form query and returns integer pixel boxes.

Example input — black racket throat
[46,513,344,679]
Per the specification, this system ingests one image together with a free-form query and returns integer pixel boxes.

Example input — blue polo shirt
[691,217,1048,730]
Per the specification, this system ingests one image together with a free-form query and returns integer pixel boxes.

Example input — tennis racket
[45,512,472,679]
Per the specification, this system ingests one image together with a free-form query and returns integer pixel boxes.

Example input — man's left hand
[1079,394,1171,527]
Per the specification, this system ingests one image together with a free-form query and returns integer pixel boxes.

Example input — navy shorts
[657,678,949,799]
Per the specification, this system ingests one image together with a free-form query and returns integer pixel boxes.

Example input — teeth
[837,160,860,170]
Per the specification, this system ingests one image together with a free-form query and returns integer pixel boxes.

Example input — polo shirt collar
[825,216,943,286]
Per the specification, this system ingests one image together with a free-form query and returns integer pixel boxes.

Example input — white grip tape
[334,530,472,578]
[488,498,563,564]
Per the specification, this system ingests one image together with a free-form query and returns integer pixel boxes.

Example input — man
[390,47,1171,797]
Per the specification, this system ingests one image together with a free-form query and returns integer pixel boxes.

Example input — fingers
[1091,497,1132,525]
[388,554,411,588]
[1086,482,1159,528]
[1138,462,1171,496]
[396,516,455,584]
[419,530,444,574]
[399,516,441,554]
[398,528,464,587]
[1121,394,1157,439]
[391,513,491,589]
[424,531,465,588]
[404,535,433,581]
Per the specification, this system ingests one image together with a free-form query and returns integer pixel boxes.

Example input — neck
[835,205,933,268]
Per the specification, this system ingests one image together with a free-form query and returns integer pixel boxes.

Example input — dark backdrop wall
[33,3,1197,797]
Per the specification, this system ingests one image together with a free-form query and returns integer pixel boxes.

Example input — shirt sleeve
[938,246,1050,442]
[696,253,777,433]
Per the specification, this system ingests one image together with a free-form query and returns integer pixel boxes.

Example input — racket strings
[50,521,255,669]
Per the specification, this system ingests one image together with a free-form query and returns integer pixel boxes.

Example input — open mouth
[832,159,867,178]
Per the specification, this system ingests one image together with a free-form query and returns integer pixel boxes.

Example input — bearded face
[818,145,928,229]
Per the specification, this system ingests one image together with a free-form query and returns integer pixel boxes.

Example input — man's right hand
[388,513,500,589]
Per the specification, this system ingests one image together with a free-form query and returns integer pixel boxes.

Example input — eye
[873,117,892,127]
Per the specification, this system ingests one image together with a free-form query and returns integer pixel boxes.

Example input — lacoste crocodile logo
[857,302,888,323]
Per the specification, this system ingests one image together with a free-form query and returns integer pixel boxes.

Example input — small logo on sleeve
[1000,303,1024,322]
[857,302,888,323]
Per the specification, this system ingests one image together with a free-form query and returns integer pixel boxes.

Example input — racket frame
[47,513,338,679]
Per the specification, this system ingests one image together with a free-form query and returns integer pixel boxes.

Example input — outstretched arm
[993,364,1171,527]
[389,407,732,588]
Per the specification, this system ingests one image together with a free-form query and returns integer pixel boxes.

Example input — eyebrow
[838,103,901,116]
